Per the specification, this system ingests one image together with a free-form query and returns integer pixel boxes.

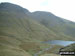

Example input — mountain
[31,11,75,38]
[0,2,28,13]
[0,2,75,56]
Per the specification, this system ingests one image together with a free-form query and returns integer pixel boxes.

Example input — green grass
[0,3,75,56]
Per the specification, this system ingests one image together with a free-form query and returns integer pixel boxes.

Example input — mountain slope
[60,43,75,56]
[0,2,75,56]
[31,11,75,39]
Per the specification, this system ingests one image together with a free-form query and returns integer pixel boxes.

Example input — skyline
[0,0,75,22]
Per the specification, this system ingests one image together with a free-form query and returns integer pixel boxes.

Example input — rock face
[59,43,75,56]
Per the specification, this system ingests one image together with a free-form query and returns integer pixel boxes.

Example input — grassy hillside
[59,43,75,56]
[31,11,75,39]
[41,53,61,56]
[60,43,75,51]
[0,2,75,56]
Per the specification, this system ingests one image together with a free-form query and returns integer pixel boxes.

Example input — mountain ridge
[0,2,75,56]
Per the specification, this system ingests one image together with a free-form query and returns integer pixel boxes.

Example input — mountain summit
[0,2,29,13]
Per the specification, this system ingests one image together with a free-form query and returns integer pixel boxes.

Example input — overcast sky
[0,0,75,22]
